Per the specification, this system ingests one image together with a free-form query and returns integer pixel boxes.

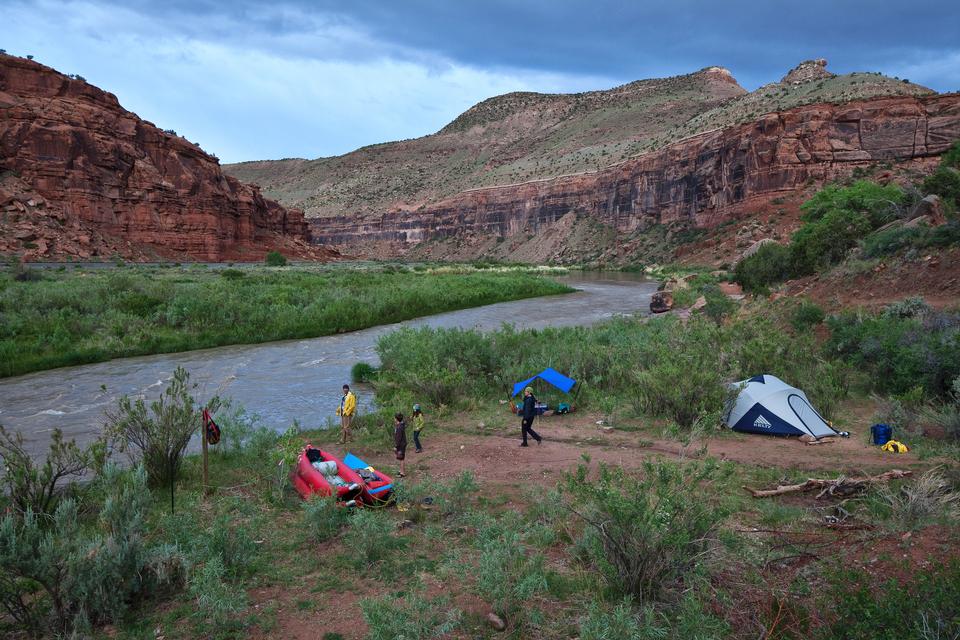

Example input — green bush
[734,242,793,293]
[922,167,960,207]
[791,300,826,331]
[219,268,246,280]
[188,556,247,626]
[351,361,378,383]
[827,305,960,398]
[941,140,960,169]
[346,510,405,567]
[800,180,904,228]
[579,598,666,640]
[701,283,736,323]
[0,425,101,516]
[862,225,928,258]
[302,495,351,542]
[736,181,908,290]
[562,460,728,602]
[104,367,220,487]
[475,531,547,620]
[0,465,184,635]
[791,207,873,275]
[264,250,287,266]
[360,591,461,640]
[822,562,960,640]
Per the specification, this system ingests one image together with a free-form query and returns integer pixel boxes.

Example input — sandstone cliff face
[0,55,327,261]
[311,94,960,255]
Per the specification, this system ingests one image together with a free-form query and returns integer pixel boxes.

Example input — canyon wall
[311,94,960,252]
[0,55,326,261]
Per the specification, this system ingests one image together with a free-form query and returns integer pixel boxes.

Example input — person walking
[520,386,542,447]
[336,384,356,444]
[394,412,408,477]
[412,404,425,453]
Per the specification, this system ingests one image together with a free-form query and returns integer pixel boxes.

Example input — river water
[0,272,656,458]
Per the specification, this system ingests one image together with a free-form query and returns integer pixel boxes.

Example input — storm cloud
[5,0,958,162]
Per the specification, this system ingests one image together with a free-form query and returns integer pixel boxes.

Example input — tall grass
[0,266,572,377]
[375,311,850,425]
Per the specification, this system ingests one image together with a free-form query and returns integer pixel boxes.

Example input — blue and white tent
[723,374,838,439]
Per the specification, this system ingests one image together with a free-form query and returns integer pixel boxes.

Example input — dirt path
[349,412,928,490]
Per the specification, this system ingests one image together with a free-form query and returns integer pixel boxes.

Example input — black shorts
[395,447,406,461]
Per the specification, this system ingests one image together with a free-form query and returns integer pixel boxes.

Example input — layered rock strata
[310,94,960,253]
[0,54,328,261]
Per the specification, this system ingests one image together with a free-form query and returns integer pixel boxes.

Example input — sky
[4,0,959,163]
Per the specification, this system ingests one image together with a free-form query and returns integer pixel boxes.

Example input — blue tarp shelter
[511,367,576,397]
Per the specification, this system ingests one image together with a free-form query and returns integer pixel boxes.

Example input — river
[0,271,657,458]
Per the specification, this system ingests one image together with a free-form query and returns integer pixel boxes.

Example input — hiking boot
[520,442,529,447]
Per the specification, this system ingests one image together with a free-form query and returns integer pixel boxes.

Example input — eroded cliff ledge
[0,54,331,261]
[310,94,960,257]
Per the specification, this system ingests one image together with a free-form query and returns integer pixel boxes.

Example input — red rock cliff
[0,54,325,261]
[310,94,960,252]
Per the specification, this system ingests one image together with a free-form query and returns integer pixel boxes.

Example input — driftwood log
[743,469,912,499]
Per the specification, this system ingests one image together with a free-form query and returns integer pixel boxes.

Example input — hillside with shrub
[733,141,960,304]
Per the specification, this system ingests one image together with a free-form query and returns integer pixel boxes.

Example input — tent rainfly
[511,368,576,397]
[723,374,838,439]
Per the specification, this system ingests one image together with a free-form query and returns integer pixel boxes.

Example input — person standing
[336,384,356,444]
[412,404,425,453]
[394,412,408,477]
[520,386,542,447]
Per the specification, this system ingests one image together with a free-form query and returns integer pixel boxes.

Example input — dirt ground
[238,400,949,640]
[354,411,929,489]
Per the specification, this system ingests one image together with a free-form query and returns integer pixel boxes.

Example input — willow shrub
[0,267,572,377]
[375,313,849,426]
[827,305,960,398]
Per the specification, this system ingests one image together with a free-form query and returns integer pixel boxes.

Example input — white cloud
[3,0,616,162]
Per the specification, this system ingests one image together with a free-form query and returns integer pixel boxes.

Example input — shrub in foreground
[823,561,960,640]
[361,591,461,640]
[0,465,184,636]
[105,366,220,487]
[562,459,728,602]
[0,425,101,516]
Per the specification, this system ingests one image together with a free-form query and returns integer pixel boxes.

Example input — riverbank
[4,392,956,640]
[0,263,574,378]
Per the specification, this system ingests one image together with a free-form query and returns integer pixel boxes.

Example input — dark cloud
[249,0,960,90]
[6,0,958,162]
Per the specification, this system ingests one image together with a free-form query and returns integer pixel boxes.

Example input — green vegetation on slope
[735,145,960,293]
[0,265,572,377]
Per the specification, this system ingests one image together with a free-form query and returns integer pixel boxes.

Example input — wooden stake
[202,420,210,496]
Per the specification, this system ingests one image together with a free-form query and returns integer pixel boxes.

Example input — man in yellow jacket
[336,384,357,444]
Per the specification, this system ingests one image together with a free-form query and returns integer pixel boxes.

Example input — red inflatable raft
[342,452,394,505]
[291,446,364,504]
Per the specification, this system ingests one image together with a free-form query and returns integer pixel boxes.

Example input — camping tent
[511,367,576,397]
[723,374,838,439]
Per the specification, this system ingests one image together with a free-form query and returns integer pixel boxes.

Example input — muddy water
[0,272,656,458]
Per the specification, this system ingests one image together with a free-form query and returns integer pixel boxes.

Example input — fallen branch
[743,469,912,499]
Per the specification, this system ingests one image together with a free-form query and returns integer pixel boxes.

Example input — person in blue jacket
[520,386,542,447]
